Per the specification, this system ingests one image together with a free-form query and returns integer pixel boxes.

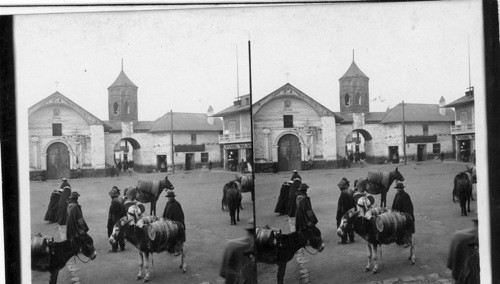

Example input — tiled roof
[212,104,251,117]
[380,103,455,123]
[340,61,369,79]
[103,121,156,132]
[108,70,137,88]
[149,112,223,132]
[443,95,474,107]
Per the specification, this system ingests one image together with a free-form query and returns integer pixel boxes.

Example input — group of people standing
[43,178,90,242]
[273,170,415,245]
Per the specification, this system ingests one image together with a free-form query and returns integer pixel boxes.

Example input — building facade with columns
[29,67,222,180]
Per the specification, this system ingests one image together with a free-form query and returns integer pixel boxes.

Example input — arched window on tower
[356,92,362,105]
[344,94,350,106]
[113,102,119,114]
[124,101,130,114]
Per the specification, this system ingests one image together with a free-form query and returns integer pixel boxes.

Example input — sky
[14,1,484,122]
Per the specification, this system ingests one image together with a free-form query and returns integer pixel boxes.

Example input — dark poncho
[107,197,126,229]
[291,173,302,181]
[392,189,415,233]
[447,226,478,281]
[274,183,290,215]
[60,180,70,189]
[295,194,318,231]
[220,236,255,284]
[66,201,89,240]
[163,199,185,227]
[336,189,355,226]
[57,187,71,225]
[286,180,302,217]
[44,191,61,223]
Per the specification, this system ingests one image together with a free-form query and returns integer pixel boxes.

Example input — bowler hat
[68,191,80,199]
[165,190,176,198]
[394,182,405,189]
[338,180,348,189]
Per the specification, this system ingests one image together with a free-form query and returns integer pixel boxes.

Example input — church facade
[29,67,222,180]
[253,59,455,172]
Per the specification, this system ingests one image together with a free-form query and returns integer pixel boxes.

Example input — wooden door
[278,134,301,172]
[46,142,70,180]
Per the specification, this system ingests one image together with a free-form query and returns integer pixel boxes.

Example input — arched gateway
[278,134,301,172]
[46,142,71,180]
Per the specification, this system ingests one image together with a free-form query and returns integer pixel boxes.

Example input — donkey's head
[77,233,97,260]
[393,167,405,181]
[109,217,131,245]
[301,226,325,252]
[337,208,359,239]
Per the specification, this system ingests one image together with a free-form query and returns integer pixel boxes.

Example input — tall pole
[170,110,175,173]
[402,101,406,165]
[248,40,255,203]
[236,45,240,99]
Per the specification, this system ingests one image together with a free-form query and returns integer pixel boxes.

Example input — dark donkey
[356,167,405,207]
[337,208,415,274]
[455,172,472,216]
[110,211,187,282]
[453,170,474,202]
[125,176,174,216]
[255,225,325,284]
[225,182,242,225]
[31,233,97,284]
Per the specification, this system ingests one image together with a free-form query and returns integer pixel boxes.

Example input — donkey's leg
[143,252,150,282]
[277,262,287,284]
[137,250,144,280]
[150,200,155,216]
[49,269,59,284]
[365,242,372,272]
[177,243,187,273]
[236,202,240,222]
[372,244,379,274]
[408,237,416,264]
[467,196,471,212]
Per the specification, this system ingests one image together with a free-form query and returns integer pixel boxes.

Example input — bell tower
[339,52,370,113]
[108,60,138,122]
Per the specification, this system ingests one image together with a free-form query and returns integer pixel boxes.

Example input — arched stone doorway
[344,129,373,161]
[278,134,301,172]
[46,142,71,180]
[114,138,142,170]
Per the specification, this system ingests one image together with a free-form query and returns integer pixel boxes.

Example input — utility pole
[402,101,406,165]
[170,110,175,173]
[248,40,255,203]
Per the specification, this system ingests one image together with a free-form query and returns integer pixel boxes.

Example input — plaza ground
[30,169,253,284]
[255,160,478,284]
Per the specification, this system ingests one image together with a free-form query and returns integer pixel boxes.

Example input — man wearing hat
[163,190,185,255]
[392,182,415,247]
[295,183,318,232]
[220,218,256,284]
[286,178,302,218]
[336,178,356,244]
[66,191,89,241]
[291,170,302,181]
[107,186,126,252]
[56,185,71,226]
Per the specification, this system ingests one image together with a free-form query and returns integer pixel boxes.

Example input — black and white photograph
[249,1,488,283]
[17,6,256,284]
[3,0,496,283]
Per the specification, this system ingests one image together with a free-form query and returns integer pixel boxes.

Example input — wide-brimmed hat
[165,190,176,198]
[62,178,67,181]
[394,182,405,189]
[293,170,298,173]
[63,186,71,190]
[293,178,301,182]
[109,187,120,197]
[68,191,80,199]
[298,183,309,192]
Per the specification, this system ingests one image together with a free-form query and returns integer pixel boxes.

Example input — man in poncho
[391,182,415,246]
[295,183,318,232]
[44,189,61,223]
[59,177,70,190]
[66,191,89,241]
[163,190,185,255]
[57,185,71,226]
[336,178,356,244]
[220,218,256,284]
[286,178,302,218]
[291,170,301,181]
[107,187,126,252]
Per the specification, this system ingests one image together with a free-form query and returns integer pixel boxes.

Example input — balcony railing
[451,123,475,134]
[219,132,252,143]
